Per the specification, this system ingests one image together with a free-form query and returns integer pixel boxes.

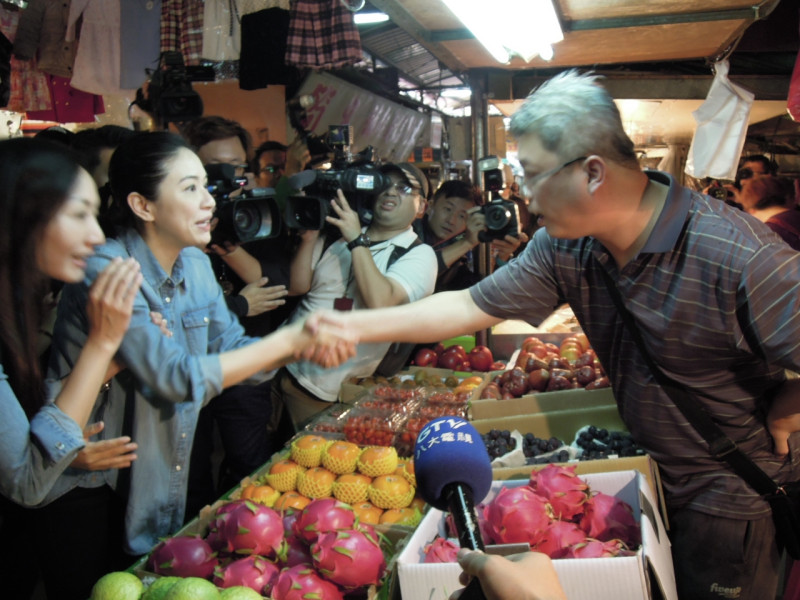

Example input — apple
[490,361,507,371]
[521,336,544,353]
[413,347,438,368]
[433,342,446,356]
[468,345,494,371]
[438,350,462,371]
[530,344,550,359]
[527,368,550,392]
[573,332,590,353]
[559,344,581,363]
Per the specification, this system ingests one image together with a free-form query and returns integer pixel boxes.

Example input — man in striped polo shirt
[312,70,800,599]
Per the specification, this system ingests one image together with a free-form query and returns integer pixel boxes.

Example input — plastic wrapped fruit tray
[341,404,409,447]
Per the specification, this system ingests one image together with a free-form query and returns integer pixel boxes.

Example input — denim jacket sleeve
[50,241,255,407]
[0,364,85,506]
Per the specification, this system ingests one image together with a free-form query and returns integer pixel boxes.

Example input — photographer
[273,163,437,429]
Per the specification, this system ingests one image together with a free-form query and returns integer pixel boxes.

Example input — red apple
[414,347,438,368]
[521,336,544,353]
[438,350,462,371]
[468,345,494,372]
[433,342,446,356]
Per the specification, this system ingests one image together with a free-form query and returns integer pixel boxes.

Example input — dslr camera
[477,155,521,242]
[205,164,281,245]
[284,128,391,230]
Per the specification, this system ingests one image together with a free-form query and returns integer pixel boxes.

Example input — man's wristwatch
[347,233,371,251]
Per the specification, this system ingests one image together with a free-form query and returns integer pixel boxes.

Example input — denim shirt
[0,365,86,506]
[48,229,256,554]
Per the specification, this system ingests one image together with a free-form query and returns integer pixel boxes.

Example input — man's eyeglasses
[385,182,416,196]
[208,161,249,175]
[522,156,587,196]
[259,164,286,175]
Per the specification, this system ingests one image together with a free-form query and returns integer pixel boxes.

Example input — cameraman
[273,163,437,429]
[181,116,292,516]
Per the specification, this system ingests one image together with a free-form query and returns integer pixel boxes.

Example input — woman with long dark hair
[0,137,142,600]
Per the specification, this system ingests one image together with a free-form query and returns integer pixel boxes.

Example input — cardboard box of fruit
[469,385,616,420]
[397,468,678,600]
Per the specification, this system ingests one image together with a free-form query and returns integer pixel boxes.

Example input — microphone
[415,417,493,600]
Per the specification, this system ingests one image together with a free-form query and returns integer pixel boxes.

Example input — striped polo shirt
[471,170,800,518]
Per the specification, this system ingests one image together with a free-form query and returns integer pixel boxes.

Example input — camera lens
[484,204,511,230]
[233,202,273,240]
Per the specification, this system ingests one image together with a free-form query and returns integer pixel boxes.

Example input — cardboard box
[470,405,627,446]
[469,386,616,420]
[396,470,677,600]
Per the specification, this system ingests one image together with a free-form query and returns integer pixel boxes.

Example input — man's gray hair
[510,70,639,169]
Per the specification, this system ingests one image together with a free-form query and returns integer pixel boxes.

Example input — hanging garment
[67,0,135,95]
[202,0,241,62]
[788,11,800,122]
[238,6,290,89]
[11,0,76,78]
[120,0,162,90]
[160,0,204,66]
[25,74,104,123]
[0,6,51,112]
[285,0,362,70]
[685,60,754,181]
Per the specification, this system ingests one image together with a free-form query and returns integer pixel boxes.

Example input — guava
[90,571,143,600]
[163,576,221,600]
[141,576,181,600]
[220,586,265,600]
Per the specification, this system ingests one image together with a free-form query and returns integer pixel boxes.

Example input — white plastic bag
[685,60,754,180]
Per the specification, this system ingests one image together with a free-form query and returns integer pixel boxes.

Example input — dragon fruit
[311,529,386,589]
[148,535,219,579]
[293,498,356,545]
[218,500,284,557]
[563,538,633,559]
[277,534,313,568]
[483,485,553,546]
[579,491,641,547]
[213,555,280,595]
[423,537,460,563]
[272,564,344,600]
[533,520,587,559]
[530,464,589,521]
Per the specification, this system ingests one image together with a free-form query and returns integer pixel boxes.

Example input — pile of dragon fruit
[147,497,388,599]
[424,464,641,563]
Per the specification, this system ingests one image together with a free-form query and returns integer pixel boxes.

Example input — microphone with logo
[415,416,493,600]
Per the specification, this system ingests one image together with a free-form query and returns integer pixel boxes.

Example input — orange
[356,446,398,477]
[331,473,372,504]
[274,490,311,512]
[367,474,415,509]
[290,435,329,467]
[265,459,305,492]
[240,483,280,507]
[352,501,384,525]
[296,466,336,499]
[379,506,423,526]
[321,440,362,474]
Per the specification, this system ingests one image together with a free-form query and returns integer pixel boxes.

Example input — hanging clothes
[238,6,291,89]
[202,0,241,62]
[0,6,51,112]
[160,0,203,66]
[25,74,104,123]
[285,0,363,70]
[11,0,76,79]
[120,0,162,90]
[67,0,134,95]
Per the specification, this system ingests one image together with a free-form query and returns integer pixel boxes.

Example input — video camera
[477,155,520,242]
[133,52,214,127]
[284,128,392,230]
[287,94,339,162]
[205,164,281,245]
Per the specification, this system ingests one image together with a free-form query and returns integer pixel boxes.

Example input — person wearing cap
[272,162,437,429]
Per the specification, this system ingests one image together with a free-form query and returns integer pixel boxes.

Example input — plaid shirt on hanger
[285,0,362,69]
[160,0,203,66]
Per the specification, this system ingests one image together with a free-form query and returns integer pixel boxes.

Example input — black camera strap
[597,263,781,498]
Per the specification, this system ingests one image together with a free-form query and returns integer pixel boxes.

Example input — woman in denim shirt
[49,131,352,559]
[0,137,142,600]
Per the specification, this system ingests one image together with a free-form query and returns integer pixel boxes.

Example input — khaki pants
[272,367,333,432]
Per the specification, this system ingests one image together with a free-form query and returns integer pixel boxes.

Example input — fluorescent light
[354,12,390,25]
[442,0,563,63]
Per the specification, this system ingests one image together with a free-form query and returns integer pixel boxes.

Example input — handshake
[292,310,361,368]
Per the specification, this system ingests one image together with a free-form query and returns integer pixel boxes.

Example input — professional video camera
[284,128,392,230]
[476,155,521,242]
[133,52,214,127]
[205,164,281,245]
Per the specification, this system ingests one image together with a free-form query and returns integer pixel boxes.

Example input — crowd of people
[1,69,799,600]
